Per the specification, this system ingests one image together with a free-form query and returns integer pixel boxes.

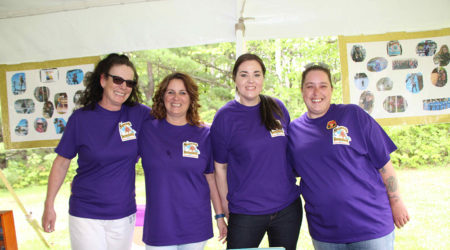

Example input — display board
[0,56,100,149]
[339,28,450,126]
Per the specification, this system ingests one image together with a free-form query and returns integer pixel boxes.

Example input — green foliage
[0,148,78,189]
[130,37,342,123]
[129,37,448,170]
[0,37,448,190]
[1,149,49,188]
[135,158,144,176]
[386,123,450,169]
[130,43,236,122]
[0,147,146,190]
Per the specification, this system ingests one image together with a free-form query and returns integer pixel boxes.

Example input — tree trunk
[275,39,282,82]
[146,62,155,100]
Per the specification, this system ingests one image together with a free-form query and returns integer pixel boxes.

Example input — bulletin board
[339,28,450,126]
[0,56,100,149]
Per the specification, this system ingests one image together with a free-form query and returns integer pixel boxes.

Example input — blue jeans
[312,230,394,250]
[227,198,302,250]
[146,240,207,250]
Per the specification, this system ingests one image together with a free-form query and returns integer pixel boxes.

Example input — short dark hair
[301,64,333,89]
[80,53,142,110]
[151,72,202,126]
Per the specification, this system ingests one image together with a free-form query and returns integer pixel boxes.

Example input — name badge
[270,128,285,137]
[270,120,285,137]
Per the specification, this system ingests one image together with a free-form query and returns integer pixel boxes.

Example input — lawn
[0,168,448,249]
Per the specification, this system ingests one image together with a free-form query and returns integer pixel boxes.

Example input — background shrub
[386,123,450,169]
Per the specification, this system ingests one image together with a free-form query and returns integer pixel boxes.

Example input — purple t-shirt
[138,119,214,246]
[210,99,300,215]
[288,104,396,243]
[55,103,151,219]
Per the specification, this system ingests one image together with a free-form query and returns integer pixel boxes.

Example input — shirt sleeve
[356,105,397,169]
[210,110,229,164]
[277,99,291,126]
[55,111,79,159]
[140,104,152,121]
[203,128,214,174]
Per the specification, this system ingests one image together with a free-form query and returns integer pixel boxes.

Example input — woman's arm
[42,155,71,233]
[378,160,410,228]
[205,173,227,243]
[214,161,229,219]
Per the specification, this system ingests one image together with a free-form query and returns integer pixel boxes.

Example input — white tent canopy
[1,0,449,64]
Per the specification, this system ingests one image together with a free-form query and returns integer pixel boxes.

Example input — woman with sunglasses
[138,72,227,249]
[288,64,409,249]
[42,53,150,250]
[210,53,302,250]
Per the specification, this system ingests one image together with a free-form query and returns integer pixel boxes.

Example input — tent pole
[235,0,247,58]
[235,19,246,58]
[0,169,51,248]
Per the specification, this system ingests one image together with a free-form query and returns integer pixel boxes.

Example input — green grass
[0,168,448,249]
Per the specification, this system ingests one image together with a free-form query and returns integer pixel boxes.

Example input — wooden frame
[0,56,99,149]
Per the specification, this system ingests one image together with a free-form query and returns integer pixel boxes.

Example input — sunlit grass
[0,168,448,249]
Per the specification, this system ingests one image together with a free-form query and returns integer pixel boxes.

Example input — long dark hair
[151,72,202,126]
[232,53,284,131]
[80,53,142,110]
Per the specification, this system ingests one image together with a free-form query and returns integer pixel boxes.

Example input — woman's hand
[216,217,228,244]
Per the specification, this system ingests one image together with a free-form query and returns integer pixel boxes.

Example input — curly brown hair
[151,72,201,126]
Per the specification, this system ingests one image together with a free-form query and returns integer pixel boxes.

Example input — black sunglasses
[105,73,137,88]
[305,62,330,70]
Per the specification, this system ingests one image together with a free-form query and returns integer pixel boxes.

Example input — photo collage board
[0,56,99,149]
[339,28,450,126]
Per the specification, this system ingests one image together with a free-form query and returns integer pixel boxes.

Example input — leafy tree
[129,43,237,122]
[1,37,448,189]
[130,36,342,122]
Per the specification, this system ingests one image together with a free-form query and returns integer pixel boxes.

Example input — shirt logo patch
[119,121,136,141]
[270,120,285,137]
[182,141,200,158]
[326,120,337,130]
[332,126,351,145]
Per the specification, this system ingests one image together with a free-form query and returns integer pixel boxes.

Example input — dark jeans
[227,197,302,250]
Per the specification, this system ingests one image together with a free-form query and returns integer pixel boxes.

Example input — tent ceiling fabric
[0,0,449,64]
[242,0,450,40]
[0,0,236,64]
[0,0,161,19]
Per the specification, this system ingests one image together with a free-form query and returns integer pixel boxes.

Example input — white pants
[69,214,136,250]
[145,240,207,250]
